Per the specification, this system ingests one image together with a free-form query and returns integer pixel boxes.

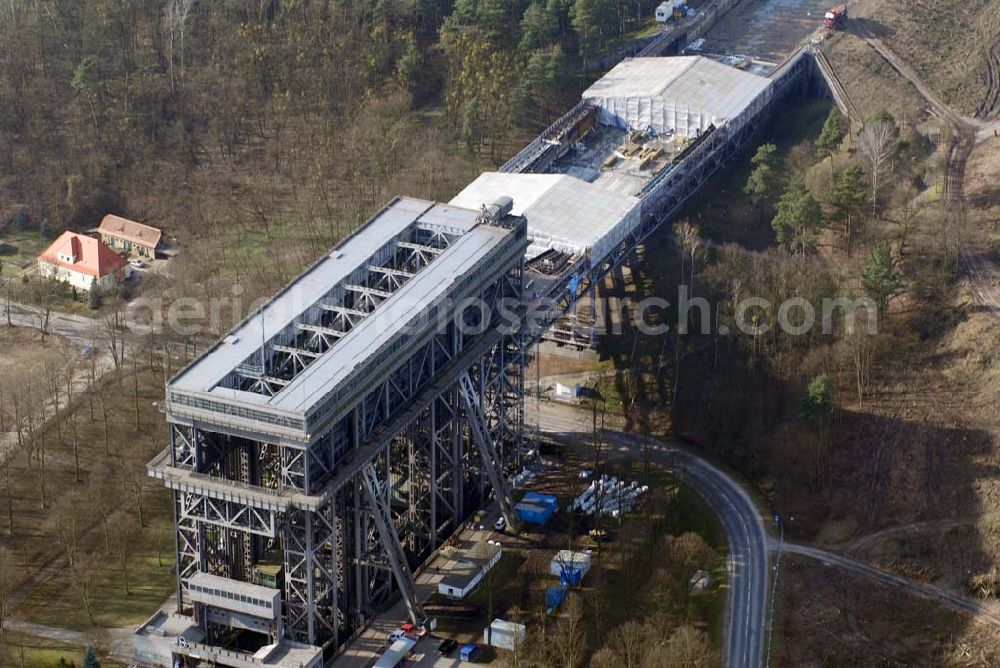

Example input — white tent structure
[582,56,772,138]
[450,173,641,264]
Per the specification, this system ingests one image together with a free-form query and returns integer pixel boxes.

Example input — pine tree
[861,241,903,315]
[82,645,101,668]
[771,178,823,256]
[816,108,848,164]
[830,164,867,255]
[801,374,833,420]
[88,287,102,310]
[744,143,779,223]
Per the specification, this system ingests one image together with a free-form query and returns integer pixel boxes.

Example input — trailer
[655,0,685,23]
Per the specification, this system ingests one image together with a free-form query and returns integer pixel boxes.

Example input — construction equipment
[823,5,848,30]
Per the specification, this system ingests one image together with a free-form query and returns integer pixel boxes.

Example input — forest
[0,0,667,315]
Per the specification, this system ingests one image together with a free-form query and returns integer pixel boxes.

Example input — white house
[37,231,128,292]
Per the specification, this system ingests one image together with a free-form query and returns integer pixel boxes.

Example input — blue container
[545,585,567,609]
[560,565,583,588]
[515,501,553,525]
[460,643,480,661]
[523,492,558,512]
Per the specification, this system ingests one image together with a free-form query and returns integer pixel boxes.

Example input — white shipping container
[484,619,527,652]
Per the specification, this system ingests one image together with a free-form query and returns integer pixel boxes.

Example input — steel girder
[360,462,426,626]
[229,228,459,397]
[283,499,341,647]
[459,371,516,528]
[179,493,278,538]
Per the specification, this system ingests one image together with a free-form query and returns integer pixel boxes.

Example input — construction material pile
[570,474,648,517]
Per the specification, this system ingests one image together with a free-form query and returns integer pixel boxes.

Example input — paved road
[4,301,103,348]
[527,401,769,668]
[776,540,1000,628]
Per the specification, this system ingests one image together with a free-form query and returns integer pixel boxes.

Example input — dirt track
[775,540,1000,628]
[841,24,1000,316]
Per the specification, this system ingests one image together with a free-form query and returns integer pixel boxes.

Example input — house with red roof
[98,214,163,259]
[37,231,129,292]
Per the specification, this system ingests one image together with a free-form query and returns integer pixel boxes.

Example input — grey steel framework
[142,45,820,667]
[150,198,528,662]
[516,49,817,348]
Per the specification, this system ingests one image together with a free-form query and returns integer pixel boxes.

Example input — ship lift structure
[136,37,823,668]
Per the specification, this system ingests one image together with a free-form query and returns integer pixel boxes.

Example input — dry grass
[0,362,175,628]
[774,556,1000,665]
[824,31,929,122]
[855,0,1000,115]
[0,327,71,374]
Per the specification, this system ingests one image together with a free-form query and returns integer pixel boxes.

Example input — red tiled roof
[38,231,128,278]
[98,214,162,248]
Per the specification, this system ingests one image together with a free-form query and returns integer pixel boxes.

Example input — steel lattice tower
[143,197,526,666]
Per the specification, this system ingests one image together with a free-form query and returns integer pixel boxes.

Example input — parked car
[437,638,458,657]
[494,516,506,532]
[386,629,406,643]
[129,258,145,269]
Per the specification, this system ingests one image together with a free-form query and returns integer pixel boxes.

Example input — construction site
[131,3,879,667]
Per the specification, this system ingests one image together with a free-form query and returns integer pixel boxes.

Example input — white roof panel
[582,56,771,135]
[169,197,512,417]
[450,173,641,264]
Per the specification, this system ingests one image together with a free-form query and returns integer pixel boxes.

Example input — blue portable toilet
[460,643,480,661]
[545,585,567,609]
[560,565,583,588]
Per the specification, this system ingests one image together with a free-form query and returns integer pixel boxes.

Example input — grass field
[17,488,175,631]
[0,228,49,272]
[1,359,176,632]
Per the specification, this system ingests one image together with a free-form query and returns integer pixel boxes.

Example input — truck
[823,4,848,30]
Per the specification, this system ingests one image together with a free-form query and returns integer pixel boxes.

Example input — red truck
[823,4,848,30]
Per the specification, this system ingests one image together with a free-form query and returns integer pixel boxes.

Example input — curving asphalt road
[528,402,769,667]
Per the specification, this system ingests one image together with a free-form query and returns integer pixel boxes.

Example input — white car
[129,258,145,269]
[386,629,406,642]
[494,516,506,532]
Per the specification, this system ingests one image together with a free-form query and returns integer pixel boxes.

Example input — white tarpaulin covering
[583,56,772,138]
[450,172,641,265]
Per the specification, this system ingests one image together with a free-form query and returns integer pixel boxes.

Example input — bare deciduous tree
[549,592,587,667]
[165,0,196,93]
[70,552,99,627]
[113,514,135,595]
[859,119,897,216]
[608,620,649,668]
[0,545,15,631]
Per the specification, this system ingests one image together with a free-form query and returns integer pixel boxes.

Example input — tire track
[845,29,1000,315]
[774,540,1000,628]
[976,44,1000,119]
